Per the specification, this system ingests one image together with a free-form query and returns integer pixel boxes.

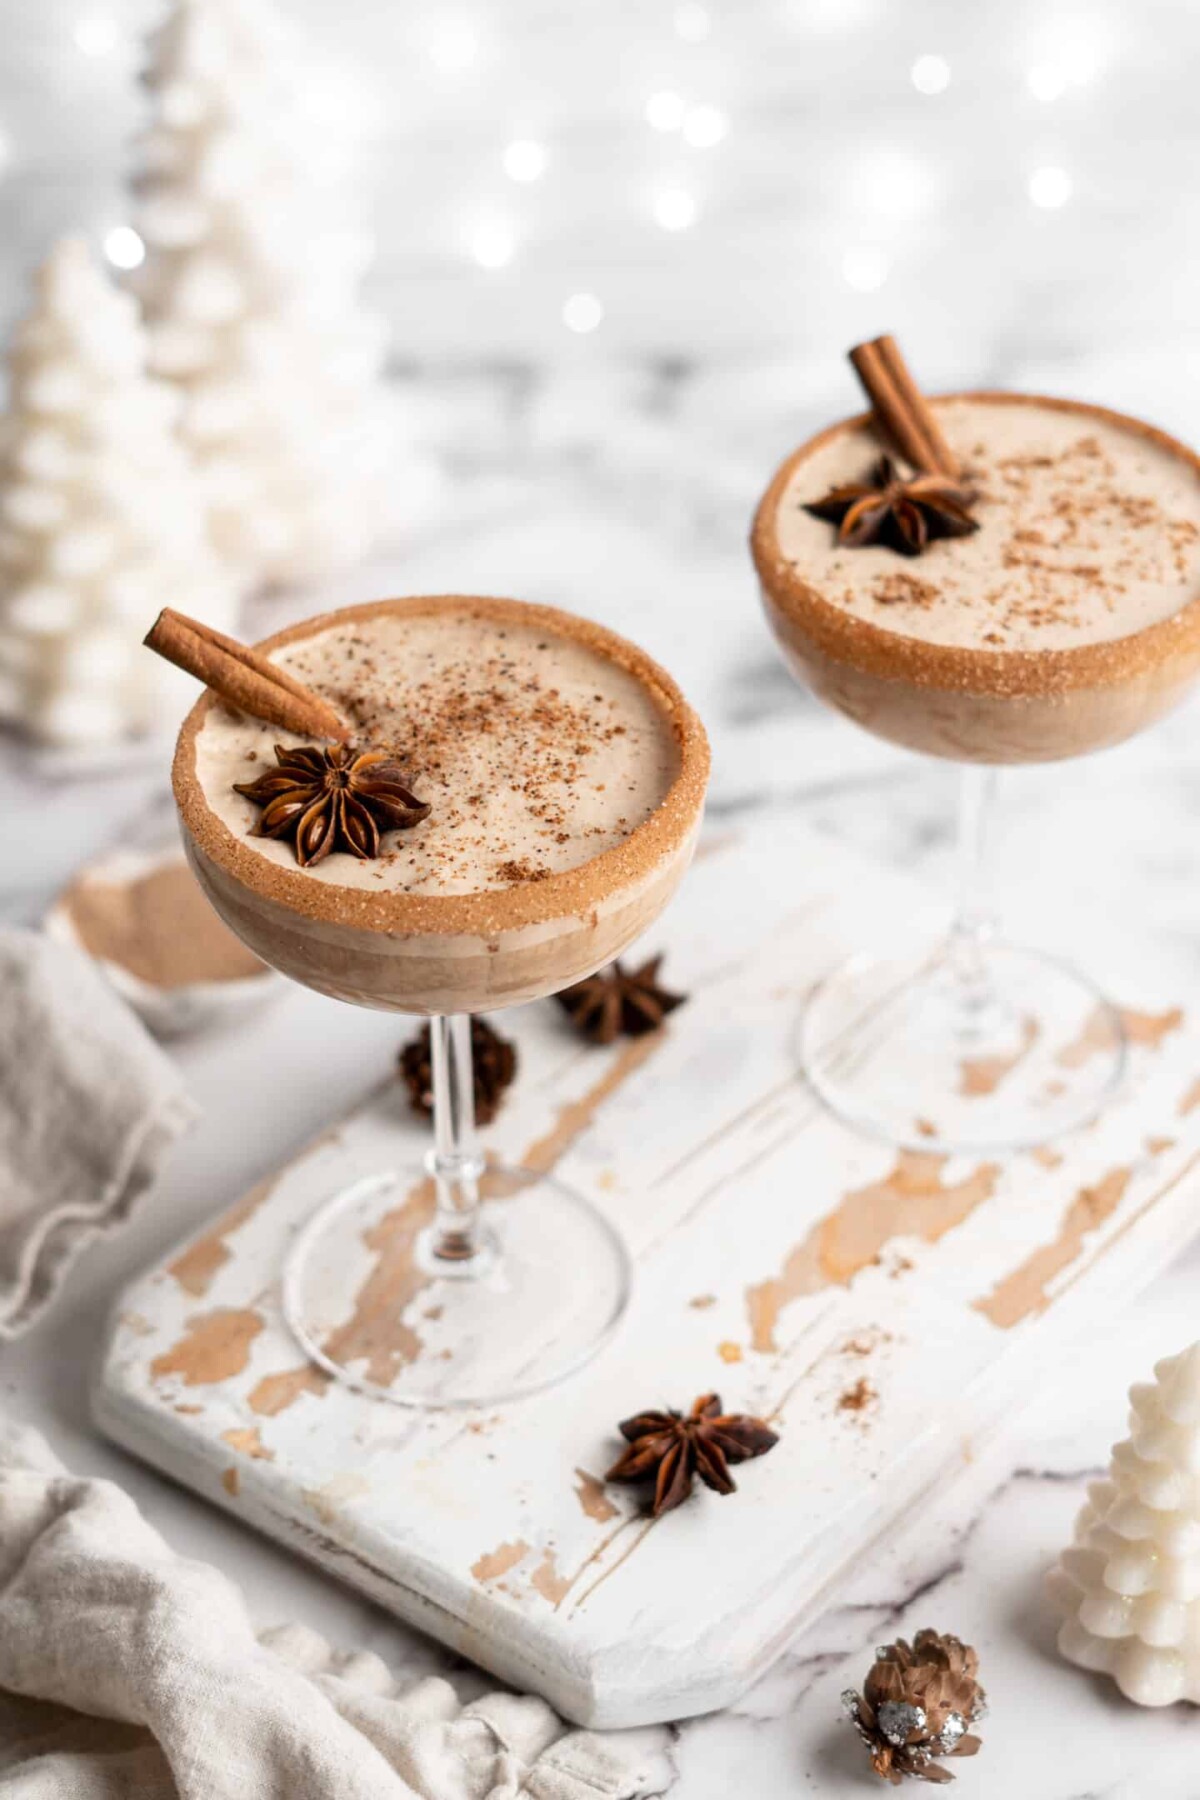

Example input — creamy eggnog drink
[159,593,709,1409]
[753,394,1200,762]
[173,596,709,1014]
[749,337,1200,1158]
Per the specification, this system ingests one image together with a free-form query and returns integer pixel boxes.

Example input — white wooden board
[96,813,1200,1727]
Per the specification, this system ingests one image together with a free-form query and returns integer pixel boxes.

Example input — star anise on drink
[804,455,978,557]
[554,954,686,1045]
[606,1393,779,1517]
[233,744,430,868]
[842,1629,986,1785]
[398,1017,517,1127]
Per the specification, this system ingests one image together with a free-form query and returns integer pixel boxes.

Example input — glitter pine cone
[842,1629,986,1785]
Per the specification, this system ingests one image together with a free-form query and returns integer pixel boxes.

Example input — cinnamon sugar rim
[173,594,710,938]
[751,390,1200,698]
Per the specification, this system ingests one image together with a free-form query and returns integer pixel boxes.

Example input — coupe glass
[794,762,1127,1153]
[175,595,709,1408]
[753,394,1200,1154]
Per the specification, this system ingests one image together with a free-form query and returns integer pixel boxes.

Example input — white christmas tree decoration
[1050,1341,1200,1705]
[131,0,395,589]
[0,237,237,746]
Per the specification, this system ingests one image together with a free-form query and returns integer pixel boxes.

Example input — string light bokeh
[0,0,1197,392]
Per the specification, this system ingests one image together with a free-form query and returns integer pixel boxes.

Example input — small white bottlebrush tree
[132,0,393,589]
[0,237,236,746]
[1050,1341,1200,1705]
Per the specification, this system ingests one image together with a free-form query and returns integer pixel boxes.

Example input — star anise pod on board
[233,744,430,868]
[804,455,978,558]
[842,1629,986,1785]
[554,954,686,1045]
[606,1393,779,1517]
[398,1017,518,1128]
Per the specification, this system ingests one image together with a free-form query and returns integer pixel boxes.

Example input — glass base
[281,1163,632,1408]
[800,933,1128,1155]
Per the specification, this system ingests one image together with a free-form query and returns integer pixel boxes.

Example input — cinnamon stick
[144,609,349,741]
[848,335,960,479]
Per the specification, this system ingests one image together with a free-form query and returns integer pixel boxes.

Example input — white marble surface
[6,362,1200,1793]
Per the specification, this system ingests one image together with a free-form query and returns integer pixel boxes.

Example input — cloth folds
[0,928,194,1337]
[0,1418,648,1798]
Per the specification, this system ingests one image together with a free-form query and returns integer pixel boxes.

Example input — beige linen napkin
[0,1417,651,1799]
[0,928,194,1337]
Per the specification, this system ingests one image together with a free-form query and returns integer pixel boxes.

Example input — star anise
[804,455,978,558]
[555,954,686,1045]
[606,1393,779,1517]
[233,743,430,868]
[842,1629,986,1786]
[398,1017,518,1127]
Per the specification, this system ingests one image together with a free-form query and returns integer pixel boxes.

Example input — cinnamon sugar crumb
[494,858,549,885]
[872,573,939,608]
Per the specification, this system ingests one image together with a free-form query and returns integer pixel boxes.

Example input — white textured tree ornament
[1050,1341,1200,1705]
[0,238,236,746]
[132,0,393,588]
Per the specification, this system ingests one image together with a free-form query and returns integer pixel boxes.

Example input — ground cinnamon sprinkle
[275,618,675,894]
[872,573,939,608]
[838,1376,877,1414]
[785,404,1200,669]
[494,858,548,884]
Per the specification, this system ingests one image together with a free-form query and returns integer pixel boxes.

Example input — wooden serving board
[96,813,1200,1728]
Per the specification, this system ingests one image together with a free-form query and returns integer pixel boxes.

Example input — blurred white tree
[132,0,394,589]
[1051,1341,1200,1706]
[0,237,236,746]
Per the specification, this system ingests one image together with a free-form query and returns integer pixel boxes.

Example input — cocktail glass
[752,395,1200,1154]
[173,595,709,1407]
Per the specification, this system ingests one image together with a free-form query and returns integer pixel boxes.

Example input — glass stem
[426,1014,487,1267]
[946,765,999,1020]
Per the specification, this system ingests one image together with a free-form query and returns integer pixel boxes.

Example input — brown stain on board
[745,1151,999,1354]
[569,1517,658,1613]
[472,1540,530,1584]
[221,1467,240,1497]
[974,1166,1132,1329]
[959,1015,1039,1098]
[1179,1077,1200,1118]
[315,1035,665,1394]
[221,1426,273,1461]
[150,1308,264,1387]
[248,1364,330,1417]
[1058,1004,1183,1070]
[302,1474,371,1526]
[574,1468,618,1523]
[167,1122,347,1300]
[530,1549,571,1606]
[519,1034,664,1174]
[1123,1006,1185,1049]
[319,1179,435,1388]
[169,1174,277,1298]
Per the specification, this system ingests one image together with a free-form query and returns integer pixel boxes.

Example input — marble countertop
[5,363,1200,1796]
